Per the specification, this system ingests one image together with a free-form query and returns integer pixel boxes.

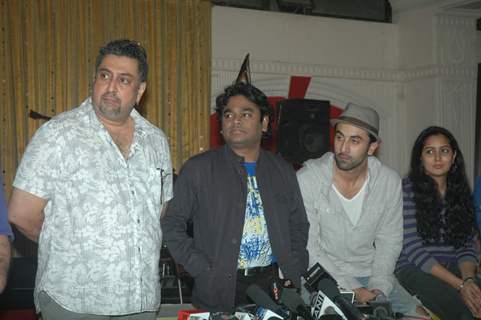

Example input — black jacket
[161,145,309,312]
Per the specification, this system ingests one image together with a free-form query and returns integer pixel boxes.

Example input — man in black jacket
[162,83,309,312]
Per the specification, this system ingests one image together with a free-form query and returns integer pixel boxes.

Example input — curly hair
[215,83,273,139]
[95,39,148,82]
[408,126,475,248]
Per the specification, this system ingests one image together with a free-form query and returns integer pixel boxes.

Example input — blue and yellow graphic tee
[237,162,275,269]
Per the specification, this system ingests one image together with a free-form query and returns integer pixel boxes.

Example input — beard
[334,152,368,171]
[93,93,137,122]
[98,93,122,116]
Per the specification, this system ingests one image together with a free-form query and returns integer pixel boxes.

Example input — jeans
[396,265,475,320]
[356,276,421,317]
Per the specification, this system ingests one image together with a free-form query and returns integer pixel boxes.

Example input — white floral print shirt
[13,97,173,315]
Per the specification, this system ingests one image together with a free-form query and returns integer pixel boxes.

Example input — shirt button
[137,218,140,224]
[227,274,232,279]
[131,190,135,195]
[232,238,237,244]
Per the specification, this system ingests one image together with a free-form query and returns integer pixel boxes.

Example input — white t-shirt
[332,175,369,225]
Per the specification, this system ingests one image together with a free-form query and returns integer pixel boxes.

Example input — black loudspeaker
[277,99,330,164]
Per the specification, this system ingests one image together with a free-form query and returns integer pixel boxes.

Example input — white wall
[396,6,480,182]
[211,5,480,181]
[213,7,398,68]
[398,6,436,68]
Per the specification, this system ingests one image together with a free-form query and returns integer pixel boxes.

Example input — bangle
[458,277,476,291]
[457,282,465,291]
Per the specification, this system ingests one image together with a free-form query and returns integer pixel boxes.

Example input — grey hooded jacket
[297,152,402,295]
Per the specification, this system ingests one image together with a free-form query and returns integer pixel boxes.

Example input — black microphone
[318,279,367,320]
[311,284,346,319]
[279,287,315,320]
[368,295,394,319]
[246,284,284,316]
[320,315,343,320]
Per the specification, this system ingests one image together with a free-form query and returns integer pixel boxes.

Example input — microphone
[367,294,394,319]
[304,263,337,293]
[320,315,343,320]
[255,307,284,320]
[324,307,338,315]
[246,284,285,319]
[311,286,347,320]
[317,279,367,320]
[279,287,314,320]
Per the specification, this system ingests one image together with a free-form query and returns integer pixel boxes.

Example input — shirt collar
[223,144,265,165]
[85,97,148,139]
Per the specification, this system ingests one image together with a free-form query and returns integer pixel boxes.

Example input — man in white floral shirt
[8,39,173,320]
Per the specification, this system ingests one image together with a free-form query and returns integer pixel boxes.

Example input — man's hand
[459,280,481,318]
[354,287,378,303]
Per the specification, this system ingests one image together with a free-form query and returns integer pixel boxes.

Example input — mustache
[101,92,120,102]
[335,152,351,159]
[228,127,246,133]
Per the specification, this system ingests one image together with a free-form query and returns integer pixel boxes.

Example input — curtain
[0,0,211,254]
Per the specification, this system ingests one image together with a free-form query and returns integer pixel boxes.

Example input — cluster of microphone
[242,263,401,320]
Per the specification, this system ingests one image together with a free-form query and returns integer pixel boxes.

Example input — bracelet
[457,277,476,291]
[463,277,476,284]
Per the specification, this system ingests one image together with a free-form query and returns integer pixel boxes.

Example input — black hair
[408,126,475,248]
[95,39,148,82]
[215,83,273,139]
[368,133,377,144]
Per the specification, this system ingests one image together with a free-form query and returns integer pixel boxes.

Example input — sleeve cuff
[457,255,478,265]
[12,181,49,200]
[340,276,363,292]
[417,256,438,273]
[368,275,395,296]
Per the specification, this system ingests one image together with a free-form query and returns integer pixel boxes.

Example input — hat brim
[330,117,380,142]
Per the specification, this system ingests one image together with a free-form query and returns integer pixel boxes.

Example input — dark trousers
[396,265,475,320]
[234,265,279,307]
[38,291,157,320]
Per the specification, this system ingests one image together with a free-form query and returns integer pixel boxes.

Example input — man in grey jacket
[297,103,425,317]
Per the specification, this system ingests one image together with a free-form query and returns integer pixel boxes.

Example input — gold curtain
[0,0,211,197]
[0,0,211,255]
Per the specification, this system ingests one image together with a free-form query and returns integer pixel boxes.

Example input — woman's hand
[459,280,481,317]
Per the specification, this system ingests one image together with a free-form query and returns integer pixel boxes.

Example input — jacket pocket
[193,267,217,306]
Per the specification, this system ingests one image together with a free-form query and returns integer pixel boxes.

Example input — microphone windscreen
[317,279,340,299]
[246,284,281,313]
[324,306,337,315]
[280,288,315,320]
[279,287,305,312]
[319,315,343,320]
[318,279,367,320]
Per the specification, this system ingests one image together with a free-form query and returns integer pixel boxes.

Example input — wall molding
[212,57,477,82]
